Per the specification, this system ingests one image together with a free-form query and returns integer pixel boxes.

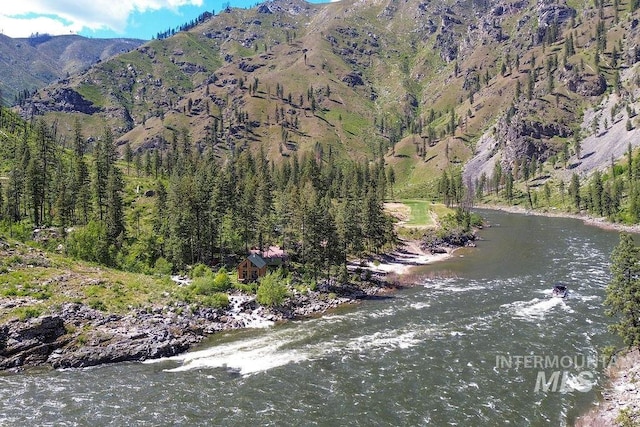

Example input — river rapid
[0,209,623,426]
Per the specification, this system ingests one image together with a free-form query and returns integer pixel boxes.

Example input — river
[0,209,623,426]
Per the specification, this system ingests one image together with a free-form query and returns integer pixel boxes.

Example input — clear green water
[0,210,623,426]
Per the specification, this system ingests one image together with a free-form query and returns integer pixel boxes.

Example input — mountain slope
[0,34,144,105]
[15,0,640,196]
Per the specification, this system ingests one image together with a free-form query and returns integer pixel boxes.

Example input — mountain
[0,33,144,105]
[15,0,640,197]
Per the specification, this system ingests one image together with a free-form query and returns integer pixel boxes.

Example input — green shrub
[601,345,617,367]
[89,299,106,311]
[33,290,52,300]
[190,268,233,295]
[294,284,309,295]
[77,334,87,346]
[191,263,213,278]
[5,255,23,266]
[6,222,31,242]
[154,257,173,275]
[2,285,18,297]
[234,282,258,294]
[191,276,216,295]
[201,293,229,309]
[66,221,113,265]
[616,407,640,427]
[256,270,289,307]
[212,268,232,292]
[14,306,42,321]
[470,212,484,227]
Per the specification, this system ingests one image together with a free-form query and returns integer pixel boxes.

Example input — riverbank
[0,278,387,372]
[0,236,453,373]
[477,203,640,235]
[575,349,640,426]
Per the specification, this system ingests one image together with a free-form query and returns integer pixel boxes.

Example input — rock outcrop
[0,316,69,369]
[342,72,365,87]
[421,227,477,254]
[23,88,101,116]
[562,68,607,97]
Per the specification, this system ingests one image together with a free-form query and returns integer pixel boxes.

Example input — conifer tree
[94,127,116,221]
[71,119,91,224]
[606,233,640,347]
[124,141,133,175]
[568,173,581,210]
[105,166,125,245]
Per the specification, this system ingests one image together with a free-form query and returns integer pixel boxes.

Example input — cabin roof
[247,253,266,269]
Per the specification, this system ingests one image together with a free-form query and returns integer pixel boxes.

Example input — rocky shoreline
[0,278,395,372]
[575,349,640,426]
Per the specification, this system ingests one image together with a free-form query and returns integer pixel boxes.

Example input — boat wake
[503,296,565,320]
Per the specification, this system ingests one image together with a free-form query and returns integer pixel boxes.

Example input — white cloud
[0,0,203,38]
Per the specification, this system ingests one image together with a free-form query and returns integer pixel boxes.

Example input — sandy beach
[358,238,455,276]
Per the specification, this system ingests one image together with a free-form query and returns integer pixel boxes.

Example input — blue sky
[0,0,330,40]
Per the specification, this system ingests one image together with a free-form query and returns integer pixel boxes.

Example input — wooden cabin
[237,254,267,282]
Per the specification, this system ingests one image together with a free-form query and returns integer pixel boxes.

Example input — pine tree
[5,154,25,223]
[124,141,133,175]
[591,171,604,216]
[26,148,45,225]
[301,183,324,276]
[605,233,640,347]
[319,195,341,278]
[30,120,57,224]
[53,162,74,228]
[105,166,125,245]
[166,173,196,267]
[362,185,388,253]
[71,119,91,224]
[94,128,117,221]
[568,173,581,210]
[493,162,502,195]
[505,170,514,202]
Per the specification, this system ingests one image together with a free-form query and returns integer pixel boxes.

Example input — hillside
[0,33,144,105]
[13,0,640,197]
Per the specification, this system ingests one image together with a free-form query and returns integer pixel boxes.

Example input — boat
[552,283,568,298]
